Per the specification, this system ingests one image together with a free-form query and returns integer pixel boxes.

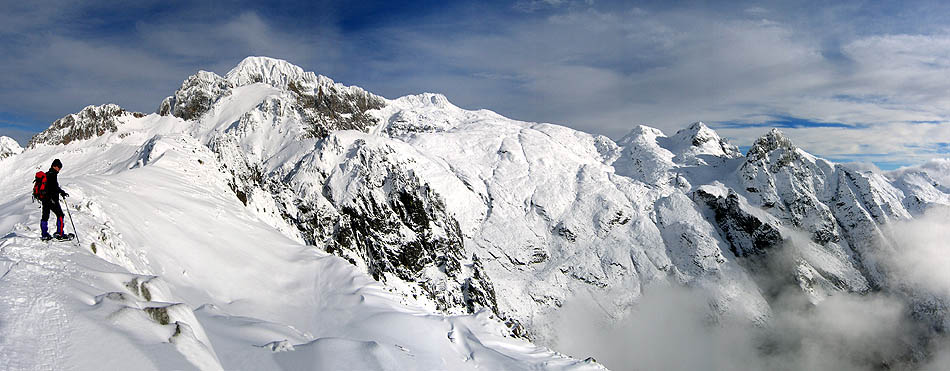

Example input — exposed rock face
[693,187,783,257]
[159,71,233,121]
[739,129,840,244]
[28,104,143,147]
[0,136,22,159]
[183,58,495,324]
[287,78,384,138]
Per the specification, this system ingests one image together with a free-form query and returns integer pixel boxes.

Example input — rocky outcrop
[159,71,233,121]
[693,187,783,257]
[293,137,500,316]
[287,78,384,139]
[28,104,143,147]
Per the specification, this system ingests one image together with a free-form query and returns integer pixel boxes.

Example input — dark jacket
[45,168,66,201]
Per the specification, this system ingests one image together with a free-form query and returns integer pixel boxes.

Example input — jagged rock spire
[746,128,796,162]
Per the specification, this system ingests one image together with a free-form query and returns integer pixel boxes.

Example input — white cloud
[718,122,950,166]
[882,207,950,298]
[0,9,341,122]
[551,283,923,371]
[548,211,950,370]
[360,5,950,166]
[1,2,948,167]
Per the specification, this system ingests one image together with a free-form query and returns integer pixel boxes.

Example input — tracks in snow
[0,228,73,371]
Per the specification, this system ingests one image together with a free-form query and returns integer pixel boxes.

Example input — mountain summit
[0,136,22,158]
[225,56,318,89]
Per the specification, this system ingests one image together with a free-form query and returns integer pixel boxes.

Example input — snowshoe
[40,234,53,241]
[53,233,75,241]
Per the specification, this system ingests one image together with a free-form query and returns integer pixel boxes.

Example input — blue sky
[1,0,949,169]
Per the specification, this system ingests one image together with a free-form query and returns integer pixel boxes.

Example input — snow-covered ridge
[0,110,600,370]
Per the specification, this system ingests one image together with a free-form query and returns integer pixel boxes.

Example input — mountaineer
[33,158,72,241]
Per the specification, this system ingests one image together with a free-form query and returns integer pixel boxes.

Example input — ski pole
[63,199,80,247]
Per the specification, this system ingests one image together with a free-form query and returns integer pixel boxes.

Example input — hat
[51,159,63,168]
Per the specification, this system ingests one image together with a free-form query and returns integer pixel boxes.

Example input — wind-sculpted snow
[5,56,950,370]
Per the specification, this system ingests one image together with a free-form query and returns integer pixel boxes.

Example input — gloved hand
[62,191,69,198]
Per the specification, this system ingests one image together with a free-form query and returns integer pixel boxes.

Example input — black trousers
[42,197,64,221]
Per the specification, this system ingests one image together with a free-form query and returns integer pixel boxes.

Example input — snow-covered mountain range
[2,56,949,370]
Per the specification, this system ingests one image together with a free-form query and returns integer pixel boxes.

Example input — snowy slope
[0,111,600,370]
[5,56,950,370]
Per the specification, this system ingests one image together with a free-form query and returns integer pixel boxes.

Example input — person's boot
[40,221,51,241]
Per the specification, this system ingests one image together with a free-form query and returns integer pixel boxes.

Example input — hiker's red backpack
[32,171,47,202]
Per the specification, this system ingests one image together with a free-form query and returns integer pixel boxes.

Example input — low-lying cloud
[550,208,950,370]
[552,286,927,370]
[884,207,950,298]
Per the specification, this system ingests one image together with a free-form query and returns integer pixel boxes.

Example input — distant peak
[0,136,23,159]
[79,103,125,115]
[28,104,143,147]
[236,55,292,66]
[673,121,720,144]
[229,56,301,73]
[619,125,665,143]
[765,127,787,140]
[666,122,741,160]
[746,128,796,161]
[225,56,315,89]
[760,128,794,148]
[393,93,454,109]
[687,121,710,131]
